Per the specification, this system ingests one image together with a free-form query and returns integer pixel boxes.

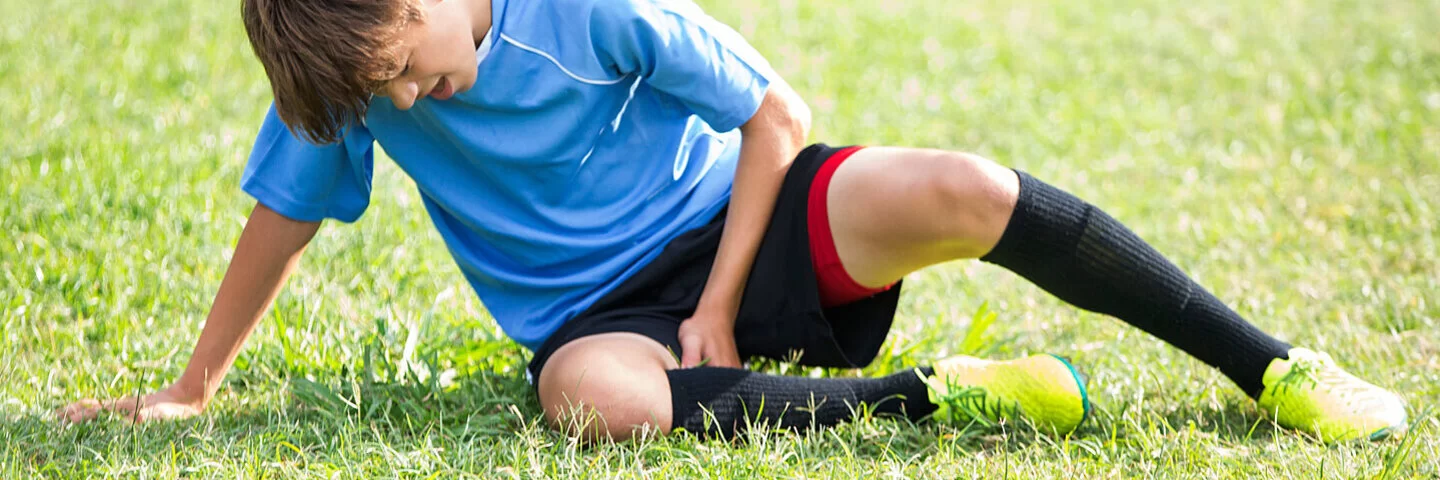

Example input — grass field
[3,0,1438,477]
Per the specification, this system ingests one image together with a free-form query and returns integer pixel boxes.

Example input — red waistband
[806,146,895,308]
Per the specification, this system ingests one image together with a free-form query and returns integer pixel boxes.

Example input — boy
[60,0,1407,442]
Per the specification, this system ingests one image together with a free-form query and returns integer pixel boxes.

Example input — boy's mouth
[430,76,454,100]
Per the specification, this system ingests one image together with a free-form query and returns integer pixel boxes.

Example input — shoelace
[1271,358,1323,396]
[1275,357,1391,411]
[931,378,1022,426]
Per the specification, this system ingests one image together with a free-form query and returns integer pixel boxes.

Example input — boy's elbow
[774,81,811,143]
[789,93,812,143]
[748,82,811,146]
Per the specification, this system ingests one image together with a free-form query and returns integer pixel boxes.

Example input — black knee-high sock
[980,171,1291,397]
[667,367,937,439]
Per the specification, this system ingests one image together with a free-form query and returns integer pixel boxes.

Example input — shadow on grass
[767,392,1298,466]
[1083,394,1288,445]
[3,365,543,475]
[281,365,541,435]
[5,353,1324,477]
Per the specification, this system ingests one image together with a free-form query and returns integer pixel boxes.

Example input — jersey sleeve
[589,0,777,132]
[240,104,376,223]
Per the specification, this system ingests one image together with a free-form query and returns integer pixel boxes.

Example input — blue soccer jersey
[241,0,777,350]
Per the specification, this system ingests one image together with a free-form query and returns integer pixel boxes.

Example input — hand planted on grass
[57,385,204,424]
[678,313,741,369]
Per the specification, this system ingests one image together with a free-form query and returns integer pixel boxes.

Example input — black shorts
[527,144,904,382]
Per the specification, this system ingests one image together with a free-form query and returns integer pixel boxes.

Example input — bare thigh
[826,146,1020,287]
[536,332,680,442]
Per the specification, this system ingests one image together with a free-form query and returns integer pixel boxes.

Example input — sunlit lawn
[2,0,1437,477]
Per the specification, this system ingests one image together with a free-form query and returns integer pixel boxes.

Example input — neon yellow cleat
[918,354,1090,435]
[1257,348,1408,442]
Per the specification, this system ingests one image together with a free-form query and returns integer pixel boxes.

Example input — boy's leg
[823,147,1408,442]
[535,144,1086,442]
[538,332,1084,440]
[824,146,1289,396]
[537,332,678,441]
[538,331,940,440]
[540,145,1402,442]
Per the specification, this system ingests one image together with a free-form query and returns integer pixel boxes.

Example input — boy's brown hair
[242,0,423,144]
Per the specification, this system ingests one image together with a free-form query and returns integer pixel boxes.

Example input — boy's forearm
[173,202,319,405]
[695,85,812,319]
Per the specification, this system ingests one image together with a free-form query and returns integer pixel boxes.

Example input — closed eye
[398,50,415,78]
[386,53,413,82]
[374,62,412,96]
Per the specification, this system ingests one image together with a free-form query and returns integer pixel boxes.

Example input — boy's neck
[466,0,494,47]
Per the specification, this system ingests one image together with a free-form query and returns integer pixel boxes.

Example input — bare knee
[924,151,1020,256]
[827,147,1022,284]
[537,333,677,442]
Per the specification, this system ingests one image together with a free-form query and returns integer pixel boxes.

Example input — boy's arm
[678,80,812,369]
[59,202,319,423]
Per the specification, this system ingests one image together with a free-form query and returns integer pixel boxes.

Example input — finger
[100,397,146,423]
[716,348,740,369]
[115,397,147,423]
[103,396,139,412]
[679,335,701,368]
[57,399,102,424]
[54,400,84,420]
[123,407,149,424]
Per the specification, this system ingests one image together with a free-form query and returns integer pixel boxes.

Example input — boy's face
[375,0,486,110]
